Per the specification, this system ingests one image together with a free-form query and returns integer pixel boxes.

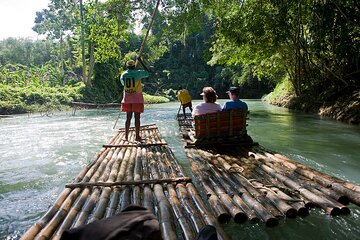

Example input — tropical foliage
[0,0,358,119]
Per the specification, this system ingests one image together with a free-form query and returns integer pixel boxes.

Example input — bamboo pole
[167,184,196,240]
[187,153,231,224]
[132,147,143,206]
[156,149,198,240]
[247,167,309,217]
[209,158,277,225]
[52,188,91,240]
[185,183,230,240]
[176,184,206,232]
[260,163,342,216]
[149,153,177,240]
[251,180,297,218]
[256,155,351,215]
[237,155,307,218]
[65,177,192,188]
[71,146,118,227]
[120,145,137,210]
[157,146,209,234]
[194,156,248,224]
[104,144,127,218]
[253,147,360,206]
[34,188,82,239]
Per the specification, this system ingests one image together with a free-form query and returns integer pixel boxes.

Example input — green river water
[0,100,359,240]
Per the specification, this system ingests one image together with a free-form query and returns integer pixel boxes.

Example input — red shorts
[121,103,144,113]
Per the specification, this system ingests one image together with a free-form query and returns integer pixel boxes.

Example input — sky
[0,0,50,40]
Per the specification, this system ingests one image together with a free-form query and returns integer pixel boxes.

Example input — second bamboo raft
[177,113,360,227]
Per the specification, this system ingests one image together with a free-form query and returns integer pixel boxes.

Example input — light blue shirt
[222,100,248,111]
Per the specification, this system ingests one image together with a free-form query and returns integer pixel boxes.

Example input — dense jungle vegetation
[0,0,359,123]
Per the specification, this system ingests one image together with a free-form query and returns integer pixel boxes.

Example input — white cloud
[0,0,49,40]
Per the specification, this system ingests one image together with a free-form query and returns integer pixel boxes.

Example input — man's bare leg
[134,112,141,141]
[125,112,133,140]
[182,105,186,117]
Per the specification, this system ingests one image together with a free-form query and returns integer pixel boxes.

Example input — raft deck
[177,113,360,227]
[22,119,360,239]
[21,124,229,240]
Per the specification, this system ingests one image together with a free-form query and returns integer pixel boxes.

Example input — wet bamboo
[114,140,137,213]
[187,153,231,223]
[167,184,196,240]
[254,147,360,206]
[251,180,297,218]
[34,188,82,239]
[205,160,266,224]
[149,155,177,240]
[260,163,342,215]
[239,156,306,218]
[104,145,128,218]
[232,172,283,218]
[159,147,207,232]
[185,183,230,240]
[262,158,350,215]
[248,167,309,217]
[291,172,350,215]
[71,146,119,227]
[198,148,290,219]
[141,147,154,213]
[54,133,124,238]
[82,146,119,222]
[132,147,142,206]
[20,144,114,240]
[156,149,197,240]
[195,157,248,224]
[294,171,350,205]
[52,188,91,240]
[176,183,206,232]
[121,144,137,210]
[295,167,360,206]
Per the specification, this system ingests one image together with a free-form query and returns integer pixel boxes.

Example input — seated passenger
[222,86,248,111]
[192,87,222,117]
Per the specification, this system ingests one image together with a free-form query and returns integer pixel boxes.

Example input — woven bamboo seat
[194,109,247,140]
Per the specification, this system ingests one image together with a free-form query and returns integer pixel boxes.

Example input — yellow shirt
[177,89,192,104]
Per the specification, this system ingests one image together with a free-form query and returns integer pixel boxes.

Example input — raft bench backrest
[194,109,247,139]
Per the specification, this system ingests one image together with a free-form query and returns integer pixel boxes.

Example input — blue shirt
[222,100,248,111]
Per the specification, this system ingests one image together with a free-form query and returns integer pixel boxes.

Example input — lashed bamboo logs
[159,151,229,240]
[253,146,360,206]
[188,148,279,226]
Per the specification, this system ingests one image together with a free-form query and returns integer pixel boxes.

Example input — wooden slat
[65,177,193,189]
[103,143,168,148]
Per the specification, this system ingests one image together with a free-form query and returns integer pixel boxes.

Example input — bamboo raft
[71,102,120,116]
[177,113,360,227]
[21,124,229,240]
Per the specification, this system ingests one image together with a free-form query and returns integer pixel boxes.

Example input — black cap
[226,87,240,94]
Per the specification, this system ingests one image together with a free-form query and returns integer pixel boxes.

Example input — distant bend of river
[0,100,359,240]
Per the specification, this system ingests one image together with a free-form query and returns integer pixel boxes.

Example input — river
[0,100,359,240]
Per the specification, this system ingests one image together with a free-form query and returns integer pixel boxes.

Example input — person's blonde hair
[202,87,217,103]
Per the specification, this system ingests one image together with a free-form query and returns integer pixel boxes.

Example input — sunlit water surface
[0,100,359,240]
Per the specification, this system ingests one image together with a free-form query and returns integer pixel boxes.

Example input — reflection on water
[0,100,359,239]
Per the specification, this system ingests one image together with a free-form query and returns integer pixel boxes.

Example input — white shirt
[192,102,222,117]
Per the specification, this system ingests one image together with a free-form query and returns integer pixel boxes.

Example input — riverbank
[264,87,360,125]
[0,83,170,115]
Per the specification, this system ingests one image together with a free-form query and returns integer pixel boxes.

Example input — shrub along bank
[0,83,170,115]
[264,80,360,125]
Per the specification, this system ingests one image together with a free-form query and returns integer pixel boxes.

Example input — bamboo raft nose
[177,113,360,226]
